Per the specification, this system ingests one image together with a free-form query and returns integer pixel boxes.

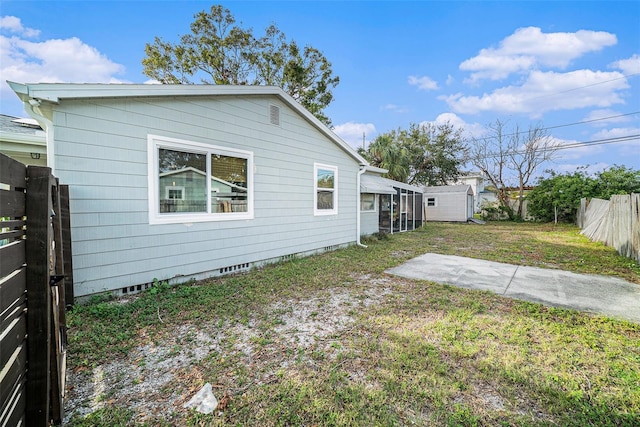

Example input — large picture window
[148,135,253,224]
[314,163,338,215]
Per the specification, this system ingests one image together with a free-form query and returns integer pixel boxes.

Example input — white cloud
[610,54,640,75]
[441,70,628,116]
[1,36,125,83]
[0,16,40,37]
[554,137,606,161]
[582,109,634,127]
[591,126,640,141]
[460,26,617,82]
[333,122,377,148]
[408,75,438,91]
[0,16,126,113]
[420,112,486,139]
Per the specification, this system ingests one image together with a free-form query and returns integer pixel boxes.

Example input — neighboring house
[423,185,474,222]
[451,171,499,213]
[360,167,424,235]
[158,167,248,213]
[0,114,47,166]
[8,82,381,297]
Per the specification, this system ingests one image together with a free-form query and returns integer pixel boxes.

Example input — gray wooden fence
[1,153,72,426]
[578,194,640,263]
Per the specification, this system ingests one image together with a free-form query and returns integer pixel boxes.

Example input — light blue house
[8,82,419,297]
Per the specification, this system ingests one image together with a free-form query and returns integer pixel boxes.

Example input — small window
[166,186,185,200]
[314,163,338,215]
[427,197,437,207]
[360,193,376,212]
[148,135,253,224]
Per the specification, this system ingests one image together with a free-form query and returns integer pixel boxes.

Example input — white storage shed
[423,185,474,222]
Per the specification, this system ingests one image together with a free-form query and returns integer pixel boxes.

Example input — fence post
[60,185,74,307]
[25,166,54,427]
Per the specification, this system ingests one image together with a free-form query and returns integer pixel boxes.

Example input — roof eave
[7,82,368,165]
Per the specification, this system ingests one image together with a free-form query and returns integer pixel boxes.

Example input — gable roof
[159,167,247,191]
[423,184,473,195]
[7,82,367,165]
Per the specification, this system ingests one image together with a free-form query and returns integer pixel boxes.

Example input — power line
[469,111,640,143]
[472,134,639,160]
[544,111,640,131]
[522,72,640,103]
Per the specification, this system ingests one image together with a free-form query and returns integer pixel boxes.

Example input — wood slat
[60,185,74,306]
[0,313,27,370]
[0,343,26,410]
[0,241,26,278]
[0,154,27,189]
[0,267,26,314]
[0,229,25,241]
[0,219,25,229]
[0,365,26,427]
[0,190,26,218]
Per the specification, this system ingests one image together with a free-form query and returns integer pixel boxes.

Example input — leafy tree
[142,5,339,125]
[359,122,467,185]
[527,169,598,223]
[527,165,640,223]
[359,133,411,182]
[469,119,560,220]
[595,165,640,199]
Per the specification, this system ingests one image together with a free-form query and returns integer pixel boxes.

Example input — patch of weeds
[448,403,480,427]
[65,222,640,425]
[66,407,134,427]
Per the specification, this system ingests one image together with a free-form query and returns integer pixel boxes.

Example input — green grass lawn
[66,222,640,426]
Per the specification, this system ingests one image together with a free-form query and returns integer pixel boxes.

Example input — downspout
[357,166,367,247]
[24,98,55,174]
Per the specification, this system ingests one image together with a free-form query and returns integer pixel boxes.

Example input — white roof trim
[7,82,368,165]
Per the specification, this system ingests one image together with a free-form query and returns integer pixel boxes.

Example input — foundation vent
[219,263,250,274]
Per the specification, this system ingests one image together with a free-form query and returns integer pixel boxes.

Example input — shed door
[467,194,474,219]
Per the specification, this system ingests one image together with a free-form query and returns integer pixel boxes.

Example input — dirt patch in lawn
[63,275,394,424]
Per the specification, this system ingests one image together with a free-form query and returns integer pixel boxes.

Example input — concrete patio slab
[386,253,640,324]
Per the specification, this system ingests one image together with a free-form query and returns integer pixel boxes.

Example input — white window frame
[314,163,338,216]
[148,134,254,224]
[360,193,377,212]
[427,197,437,207]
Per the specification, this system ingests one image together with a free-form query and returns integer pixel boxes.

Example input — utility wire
[472,134,639,160]
[469,111,640,143]
[522,72,640,103]
[466,71,640,142]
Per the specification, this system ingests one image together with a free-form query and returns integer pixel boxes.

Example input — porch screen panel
[407,192,415,230]
[415,193,423,225]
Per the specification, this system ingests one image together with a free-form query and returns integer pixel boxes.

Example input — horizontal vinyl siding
[52,95,360,296]
[361,211,379,236]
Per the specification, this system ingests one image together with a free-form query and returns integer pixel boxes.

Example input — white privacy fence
[577,194,640,263]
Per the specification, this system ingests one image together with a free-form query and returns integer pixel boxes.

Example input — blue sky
[1,1,639,180]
